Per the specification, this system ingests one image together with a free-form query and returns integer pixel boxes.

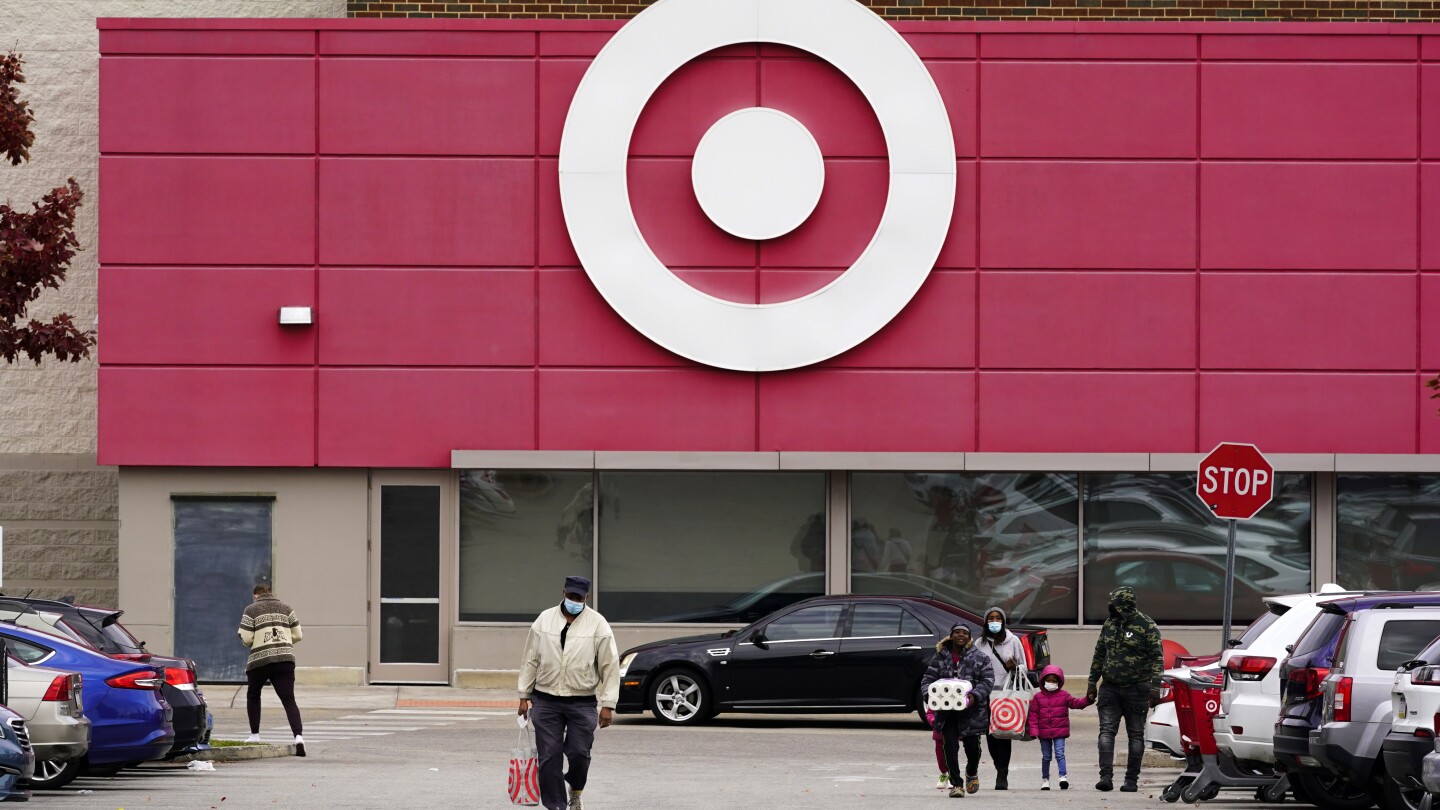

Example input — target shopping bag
[508,717,540,806]
[989,667,1035,741]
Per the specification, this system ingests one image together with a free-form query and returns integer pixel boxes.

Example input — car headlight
[618,652,638,678]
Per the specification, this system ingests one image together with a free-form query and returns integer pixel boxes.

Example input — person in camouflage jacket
[1084,586,1163,793]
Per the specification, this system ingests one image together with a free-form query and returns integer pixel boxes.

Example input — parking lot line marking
[369,709,510,717]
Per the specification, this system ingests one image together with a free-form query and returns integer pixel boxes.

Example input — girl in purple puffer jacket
[1026,664,1093,790]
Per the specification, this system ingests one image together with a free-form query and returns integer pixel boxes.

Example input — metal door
[369,472,452,684]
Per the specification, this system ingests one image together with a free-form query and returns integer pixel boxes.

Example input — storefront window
[849,473,1080,624]
[1083,473,1312,624]
[596,472,826,623]
[458,470,594,622]
[1337,474,1440,591]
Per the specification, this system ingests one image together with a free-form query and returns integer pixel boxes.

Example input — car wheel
[1295,772,1376,810]
[1383,770,1427,810]
[28,758,81,790]
[648,668,712,726]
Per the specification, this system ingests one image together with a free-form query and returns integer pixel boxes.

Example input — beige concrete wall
[118,468,369,667]
[0,0,346,605]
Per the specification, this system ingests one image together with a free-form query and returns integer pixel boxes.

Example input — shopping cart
[1159,667,1288,804]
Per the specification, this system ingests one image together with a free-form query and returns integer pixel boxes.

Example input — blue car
[0,624,173,771]
[0,705,35,801]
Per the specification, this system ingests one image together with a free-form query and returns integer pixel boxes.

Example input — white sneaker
[294,735,306,758]
[937,773,951,790]
[1059,777,1069,790]
[949,785,967,798]
[1041,779,1050,791]
[569,790,584,810]
[244,734,261,743]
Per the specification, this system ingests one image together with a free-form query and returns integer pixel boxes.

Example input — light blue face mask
[563,598,585,615]
[987,621,1002,634]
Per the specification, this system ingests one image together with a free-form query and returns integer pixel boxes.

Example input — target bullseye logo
[558,0,956,372]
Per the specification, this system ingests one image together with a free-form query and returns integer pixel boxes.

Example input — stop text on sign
[1200,465,1269,498]
[1196,442,1275,521]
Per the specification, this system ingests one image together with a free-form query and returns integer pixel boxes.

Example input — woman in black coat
[920,623,996,797]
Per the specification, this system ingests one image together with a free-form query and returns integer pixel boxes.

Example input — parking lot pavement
[30,688,1271,810]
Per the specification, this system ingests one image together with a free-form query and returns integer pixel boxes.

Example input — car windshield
[76,609,144,654]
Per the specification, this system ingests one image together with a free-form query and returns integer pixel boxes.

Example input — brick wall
[348,0,1440,21]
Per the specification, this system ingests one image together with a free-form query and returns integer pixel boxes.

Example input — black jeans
[246,661,302,735]
[1097,682,1150,783]
[530,693,598,810]
[987,734,1012,783]
[939,714,984,787]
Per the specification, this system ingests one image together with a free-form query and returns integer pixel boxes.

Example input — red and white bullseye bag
[508,717,540,806]
[989,667,1035,741]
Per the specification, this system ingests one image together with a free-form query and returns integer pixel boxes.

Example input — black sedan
[615,594,1050,725]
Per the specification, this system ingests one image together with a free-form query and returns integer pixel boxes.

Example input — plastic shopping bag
[989,666,1035,740]
[508,716,540,806]
[926,678,973,712]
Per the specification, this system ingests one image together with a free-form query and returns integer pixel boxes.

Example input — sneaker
[996,778,1008,791]
[1096,779,1114,792]
[569,790,584,810]
[949,785,967,799]
[937,774,951,790]
[1120,782,1138,793]
[244,734,261,743]
[1041,780,1051,791]
[1059,777,1069,790]
[966,775,980,794]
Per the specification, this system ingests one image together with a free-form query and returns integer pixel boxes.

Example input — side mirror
[1401,659,1428,671]
[1227,638,1242,648]
[1285,644,1295,654]
[751,628,768,650]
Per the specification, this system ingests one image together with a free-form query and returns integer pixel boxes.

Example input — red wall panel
[319,369,536,466]
[319,58,536,155]
[99,157,315,265]
[759,371,976,451]
[318,268,536,366]
[100,267,315,366]
[980,161,1196,269]
[539,370,756,450]
[979,372,1197,452]
[1200,162,1416,270]
[96,22,1438,465]
[1199,373,1417,453]
[979,273,1196,369]
[98,368,315,466]
[100,57,314,154]
[318,158,535,267]
[981,62,1196,158]
[1200,274,1416,370]
[1201,63,1417,159]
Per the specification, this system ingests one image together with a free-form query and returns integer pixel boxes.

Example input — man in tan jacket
[518,575,619,810]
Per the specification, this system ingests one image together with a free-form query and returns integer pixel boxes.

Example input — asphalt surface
[23,687,1283,809]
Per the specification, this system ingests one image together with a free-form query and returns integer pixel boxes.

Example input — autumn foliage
[0,51,94,364]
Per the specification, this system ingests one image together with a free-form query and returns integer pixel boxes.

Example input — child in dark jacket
[1027,664,1093,790]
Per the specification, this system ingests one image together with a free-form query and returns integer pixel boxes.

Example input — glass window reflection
[1083,473,1312,624]
[458,470,594,622]
[1337,474,1440,591]
[850,473,1080,624]
[597,472,827,623]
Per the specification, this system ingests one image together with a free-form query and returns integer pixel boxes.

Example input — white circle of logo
[559,0,955,372]
[692,107,825,241]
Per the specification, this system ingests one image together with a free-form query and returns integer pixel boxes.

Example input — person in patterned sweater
[238,584,306,756]
[1085,585,1164,793]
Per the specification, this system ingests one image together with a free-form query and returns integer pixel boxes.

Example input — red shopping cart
[1160,667,1288,804]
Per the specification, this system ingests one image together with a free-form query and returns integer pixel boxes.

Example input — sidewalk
[200,683,519,712]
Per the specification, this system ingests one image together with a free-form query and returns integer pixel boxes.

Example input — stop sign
[1196,442,1274,520]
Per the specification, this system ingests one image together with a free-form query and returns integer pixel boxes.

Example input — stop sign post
[1196,443,1275,649]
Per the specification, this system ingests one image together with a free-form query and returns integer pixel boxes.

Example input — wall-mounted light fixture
[278,306,313,326]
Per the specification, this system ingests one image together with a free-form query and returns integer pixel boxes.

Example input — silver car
[6,659,88,789]
[1313,606,1440,803]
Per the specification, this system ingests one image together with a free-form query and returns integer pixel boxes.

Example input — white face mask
[1044,682,1060,692]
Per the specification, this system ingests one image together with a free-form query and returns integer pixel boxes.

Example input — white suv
[1213,584,1361,764]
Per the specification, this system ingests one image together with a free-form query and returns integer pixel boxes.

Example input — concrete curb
[1144,751,1185,770]
[172,744,295,763]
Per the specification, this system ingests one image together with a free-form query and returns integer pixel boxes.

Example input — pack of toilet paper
[925,678,974,712]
